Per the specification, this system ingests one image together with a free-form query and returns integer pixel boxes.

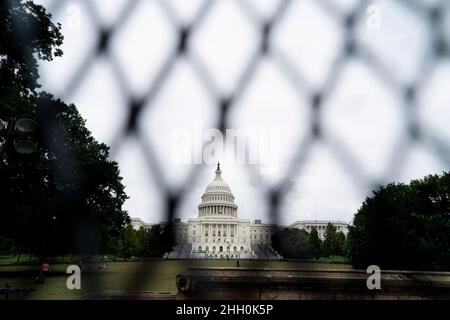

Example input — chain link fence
[6,0,450,294]
[37,0,450,223]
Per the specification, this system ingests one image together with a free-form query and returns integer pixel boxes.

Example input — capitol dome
[198,163,238,218]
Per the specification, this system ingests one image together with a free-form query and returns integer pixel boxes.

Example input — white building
[185,163,257,259]
[131,164,349,259]
[289,220,348,240]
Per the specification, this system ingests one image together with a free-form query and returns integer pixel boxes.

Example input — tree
[135,227,151,257]
[272,228,312,259]
[0,0,63,95]
[0,0,129,258]
[348,172,450,270]
[0,237,16,255]
[322,223,338,258]
[147,224,173,257]
[335,231,346,257]
[119,225,137,259]
[308,227,322,259]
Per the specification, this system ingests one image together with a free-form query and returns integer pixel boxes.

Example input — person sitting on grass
[41,261,50,275]
[35,261,50,284]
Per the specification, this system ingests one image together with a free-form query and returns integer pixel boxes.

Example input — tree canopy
[348,172,450,270]
[0,0,63,95]
[107,225,174,259]
[0,0,129,258]
[271,226,346,260]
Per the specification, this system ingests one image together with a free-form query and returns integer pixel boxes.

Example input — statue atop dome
[215,162,221,175]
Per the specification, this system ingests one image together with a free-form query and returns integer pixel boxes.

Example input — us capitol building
[131,163,348,259]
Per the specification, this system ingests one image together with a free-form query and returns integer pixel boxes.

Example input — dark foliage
[348,172,450,270]
[0,0,129,258]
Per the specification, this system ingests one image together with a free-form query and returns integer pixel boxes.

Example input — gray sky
[36,0,449,225]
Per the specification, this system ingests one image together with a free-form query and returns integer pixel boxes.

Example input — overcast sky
[36,0,449,225]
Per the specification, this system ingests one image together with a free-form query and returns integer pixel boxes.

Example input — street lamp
[0,117,38,157]
[0,119,7,153]
[14,118,37,154]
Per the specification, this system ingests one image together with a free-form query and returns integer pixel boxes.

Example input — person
[41,261,50,275]
[236,259,240,267]
[35,261,49,284]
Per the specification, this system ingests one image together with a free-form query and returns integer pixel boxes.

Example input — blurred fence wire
[6,0,450,293]
[40,0,450,224]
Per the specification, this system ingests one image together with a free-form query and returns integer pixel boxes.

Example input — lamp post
[0,117,37,168]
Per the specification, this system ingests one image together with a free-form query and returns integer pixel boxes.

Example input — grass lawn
[0,260,353,300]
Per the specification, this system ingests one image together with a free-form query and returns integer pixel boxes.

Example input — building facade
[131,164,349,259]
[185,163,256,259]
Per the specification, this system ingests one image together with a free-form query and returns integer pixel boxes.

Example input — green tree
[322,223,338,258]
[335,231,346,257]
[0,0,63,95]
[0,0,129,258]
[272,228,312,259]
[119,225,137,259]
[308,227,322,259]
[348,172,450,270]
[0,237,16,255]
[135,227,151,257]
[147,224,173,257]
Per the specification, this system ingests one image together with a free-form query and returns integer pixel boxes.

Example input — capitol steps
[251,244,282,260]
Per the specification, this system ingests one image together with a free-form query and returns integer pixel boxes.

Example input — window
[198,246,202,251]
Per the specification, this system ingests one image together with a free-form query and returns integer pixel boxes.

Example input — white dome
[198,163,238,217]
[204,167,232,194]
